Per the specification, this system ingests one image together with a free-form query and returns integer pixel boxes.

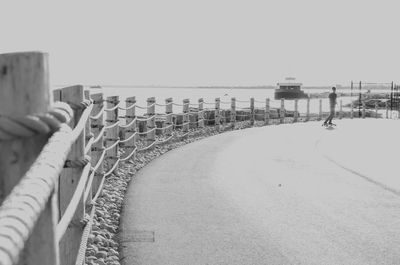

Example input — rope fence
[0,52,396,265]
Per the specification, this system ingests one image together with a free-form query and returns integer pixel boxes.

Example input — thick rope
[74,205,96,265]
[0,102,73,140]
[0,124,73,265]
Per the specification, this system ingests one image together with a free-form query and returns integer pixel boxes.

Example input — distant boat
[274,77,308,100]
[90,85,102,89]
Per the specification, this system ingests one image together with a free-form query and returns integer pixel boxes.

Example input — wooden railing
[0,52,395,265]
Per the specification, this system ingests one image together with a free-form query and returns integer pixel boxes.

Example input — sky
[1,0,399,87]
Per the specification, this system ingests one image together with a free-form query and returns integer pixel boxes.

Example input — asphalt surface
[119,119,400,265]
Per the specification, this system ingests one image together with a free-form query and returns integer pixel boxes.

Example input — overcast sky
[1,0,398,87]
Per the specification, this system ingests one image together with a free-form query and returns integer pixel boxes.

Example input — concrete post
[306,98,310,121]
[339,100,343,119]
[231,97,236,129]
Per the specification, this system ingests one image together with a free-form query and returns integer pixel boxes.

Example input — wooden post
[166,98,173,134]
[375,102,378,118]
[351,101,354,119]
[0,52,59,265]
[231,97,236,129]
[280,98,285,124]
[265,98,270,125]
[84,90,92,205]
[183,99,189,133]
[306,98,310,121]
[147,97,156,145]
[294,99,298,123]
[339,100,343,119]
[318,99,322,121]
[198,98,204,128]
[59,85,86,265]
[215,98,221,131]
[362,101,366,119]
[250,97,255,126]
[90,93,104,194]
[105,96,119,169]
[124,96,137,155]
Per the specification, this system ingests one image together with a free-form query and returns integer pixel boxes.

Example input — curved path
[119,119,400,265]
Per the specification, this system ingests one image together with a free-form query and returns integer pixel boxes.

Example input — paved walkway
[119,119,400,265]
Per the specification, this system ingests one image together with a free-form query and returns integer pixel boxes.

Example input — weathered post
[124,96,137,155]
[375,102,378,118]
[231,97,236,129]
[280,98,285,124]
[84,90,92,204]
[198,98,204,128]
[306,98,310,121]
[339,100,343,119]
[147,97,156,145]
[183,99,190,132]
[105,96,119,169]
[351,101,354,119]
[59,85,86,265]
[318,99,322,121]
[90,93,104,194]
[265,98,270,125]
[0,52,59,265]
[165,98,173,135]
[362,101,366,119]
[215,98,221,131]
[294,99,298,123]
[250,97,255,126]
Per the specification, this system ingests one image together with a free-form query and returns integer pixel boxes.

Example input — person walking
[323,87,337,125]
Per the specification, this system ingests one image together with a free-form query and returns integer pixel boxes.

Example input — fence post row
[280,98,285,124]
[198,98,204,128]
[147,97,156,146]
[265,98,270,125]
[105,96,119,169]
[125,96,137,155]
[166,98,173,135]
[215,97,220,131]
[0,52,59,265]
